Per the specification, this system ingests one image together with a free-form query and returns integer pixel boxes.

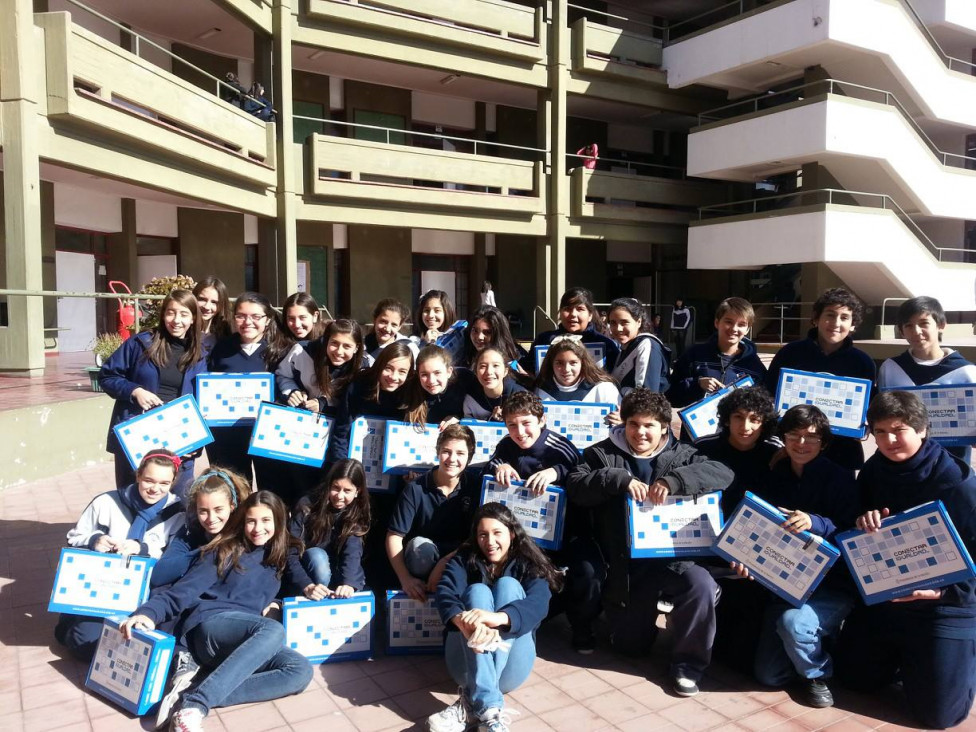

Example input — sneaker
[427,691,470,732]
[155,651,200,729]
[571,629,596,655]
[801,678,834,708]
[169,707,205,732]
[657,599,675,614]
[478,707,517,732]
[673,676,699,697]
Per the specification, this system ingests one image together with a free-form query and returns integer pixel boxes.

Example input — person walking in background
[480,281,496,308]
[670,298,693,359]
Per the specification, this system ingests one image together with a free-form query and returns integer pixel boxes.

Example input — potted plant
[87,332,124,392]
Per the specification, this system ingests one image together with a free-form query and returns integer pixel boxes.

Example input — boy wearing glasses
[736,404,858,708]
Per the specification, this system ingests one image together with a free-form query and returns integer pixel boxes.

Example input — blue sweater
[484,428,580,484]
[765,329,876,395]
[329,376,409,463]
[100,332,209,454]
[462,376,527,421]
[523,324,620,374]
[208,334,270,374]
[436,550,552,636]
[288,497,366,591]
[695,434,780,516]
[759,455,858,542]
[611,333,670,395]
[666,333,767,408]
[150,522,210,589]
[137,544,312,643]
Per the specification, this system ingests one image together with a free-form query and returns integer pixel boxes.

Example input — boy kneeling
[567,389,733,696]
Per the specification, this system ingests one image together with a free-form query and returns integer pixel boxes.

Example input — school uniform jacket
[611,333,671,395]
[694,434,781,516]
[67,486,184,559]
[666,333,766,408]
[289,497,366,591]
[878,349,976,389]
[566,429,733,605]
[150,522,210,588]
[462,376,527,421]
[534,379,621,406]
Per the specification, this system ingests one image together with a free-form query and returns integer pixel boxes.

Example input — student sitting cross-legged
[835,391,976,730]
[566,389,734,696]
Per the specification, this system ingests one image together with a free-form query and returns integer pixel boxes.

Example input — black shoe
[571,629,596,655]
[802,678,834,708]
[673,676,699,697]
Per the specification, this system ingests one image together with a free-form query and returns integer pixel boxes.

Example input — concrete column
[472,234,488,314]
[107,198,138,287]
[271,0,298,302]
[0,0,45,374]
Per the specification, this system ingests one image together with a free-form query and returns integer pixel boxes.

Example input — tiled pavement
[3,463,976,732]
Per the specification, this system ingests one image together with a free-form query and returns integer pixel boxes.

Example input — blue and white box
[385,590,445,655]
[85,617,175,716]
[383,420,439,474]
[713,492,840,607]
[480,476,566,551]
[348,416,393,494]
[534,342,605,372]
[283,593,374,663]
[460,419,508,467]
[836,501,976,605]
[629,492,724,558]
[774,368,870,438]
[196,372,274,427]
[542,401,614,452]
[679,377,755,442]
[49,548,156,618]
[248,402,333,467]
[113,394,214,469]
[880,383,976,447]
[436,320,469,364]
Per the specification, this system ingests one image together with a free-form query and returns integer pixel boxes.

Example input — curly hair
[501,390,544,421]
[813,287,865,328]
[716,386,779,441]
[620,388,672,424]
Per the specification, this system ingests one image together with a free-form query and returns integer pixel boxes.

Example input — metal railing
[294,115,548,159]
[697,78,976,170]
[566,3,666,39]
[751,301,811,343]
[881,297,910,327]
[697,187,976,264]
[566,153,687,179]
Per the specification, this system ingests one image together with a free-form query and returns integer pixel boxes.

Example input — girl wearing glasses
[207,293,291,502]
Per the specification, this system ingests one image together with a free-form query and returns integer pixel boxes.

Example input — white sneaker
[170,706,205,732]
[673,676,700,697]
[427,692,470,732]
[156,651,200,729]
[478,707,517,732]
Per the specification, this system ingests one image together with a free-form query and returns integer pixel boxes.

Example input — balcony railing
[570,168,716,223]
[570,18,663,82]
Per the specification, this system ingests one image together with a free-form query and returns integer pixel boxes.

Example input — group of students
[55,280,976,731]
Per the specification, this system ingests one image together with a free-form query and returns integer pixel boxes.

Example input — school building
[2,0,976,376]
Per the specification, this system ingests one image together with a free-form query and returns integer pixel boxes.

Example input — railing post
[779,306,784,343]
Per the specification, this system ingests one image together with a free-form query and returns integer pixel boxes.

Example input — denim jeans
[754,586,855,686]
[444,577,536,715]
[301,547,332,586]
[404,536,440,580]
[182,611,312,714]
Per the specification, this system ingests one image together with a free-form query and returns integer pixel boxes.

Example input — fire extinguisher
[109,281,139,341]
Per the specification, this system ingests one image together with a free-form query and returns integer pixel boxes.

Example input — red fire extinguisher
[109,281,139,341]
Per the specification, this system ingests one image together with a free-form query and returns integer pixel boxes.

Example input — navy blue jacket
[760,455,858,542]
[858,439,976,613]
[462,376,527,421]
[100,332,209,454]
[388,469,479,553]
[329,376,409,463]
[136,544,313,643]
[695,434,780,516]
[484,429,580,485]
[765,328,876,396]
[289,497,366,591]
[522,324,620,374]
[436,549,552,636]
[208,334,271,374]
[611,333,670,395]
[667,333,767,408]
[150,522,209,589]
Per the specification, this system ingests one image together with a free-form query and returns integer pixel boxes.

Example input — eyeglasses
[234,314,268,323]
[784,433,823,445]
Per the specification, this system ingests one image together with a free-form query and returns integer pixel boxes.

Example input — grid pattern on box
[198,375,272,421]
[384,422,439,472]
[52,552,150,614]
[542,402,612,450]
[89,626,150,704]
[286,602,372,660]
[117,396,211,466]
[348,417,392,493]
[461,420,508,466]
[251,405,331,465]
[911,386,976,441]
[633,494,722,552]
[535,343,605,371]
[436,321,468,362]
[844,515,967,594]
[778,371,867,433]
[481,481,563,547]
[388,595,445,649]
[721,507,830,596]
[680,377,754,441]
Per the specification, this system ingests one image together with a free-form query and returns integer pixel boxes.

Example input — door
[55,251,97,352]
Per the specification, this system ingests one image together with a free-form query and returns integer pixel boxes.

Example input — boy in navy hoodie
[566,389,734,697]
[878,296,976,462]
[484,391,603,652]
[836,391,976,729]
[766,288,876,471]
[667,297,767,414]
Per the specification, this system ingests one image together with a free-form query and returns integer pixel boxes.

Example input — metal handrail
[63,0,268,107]
[566,2,666,37]
[697,188,976,263]
[294,115,548,157]
[697,78,976,170]
[751,301,812,343]
[532,306,558,339]
[566,153,687,178]
[881,297,910,327]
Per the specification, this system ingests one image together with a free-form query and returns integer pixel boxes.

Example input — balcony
[36,12,276,204]
[570,167,721,225]
[215,0,273,33]
[570,18,664,85]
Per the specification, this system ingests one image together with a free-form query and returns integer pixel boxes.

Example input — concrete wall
[494,235,538,338]
[176,208,246,292]
[566,238,608,303]
[347,225,412,324]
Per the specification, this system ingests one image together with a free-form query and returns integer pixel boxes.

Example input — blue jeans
[445,578,536,715]
[301,548,332,586]
[182,611,312,714]
[404,536,440,580]
[754,586,855,686]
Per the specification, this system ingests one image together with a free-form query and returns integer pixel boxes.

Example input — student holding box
[521,287,619,374]
[836,391,976,729]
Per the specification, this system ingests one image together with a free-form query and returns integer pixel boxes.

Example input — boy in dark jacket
[566,389,734,696]
[836,391,976,729]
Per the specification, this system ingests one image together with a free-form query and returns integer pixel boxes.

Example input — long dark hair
[535,339,613,390]
[265,292,323,370]
[608,297,650,334]
[302,459,371,552]
[202,491,301,578]
[233,292,280,370]
[314,319,366,403]
[193,276,231,338]
[417,290,457,334]
[462,503,563,592]
[463,305,520,364]
[355,341,414,404]
[146,289,203,371]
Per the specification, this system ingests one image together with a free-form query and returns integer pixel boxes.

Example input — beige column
[0,0,45,374]
[271,0,298,302]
